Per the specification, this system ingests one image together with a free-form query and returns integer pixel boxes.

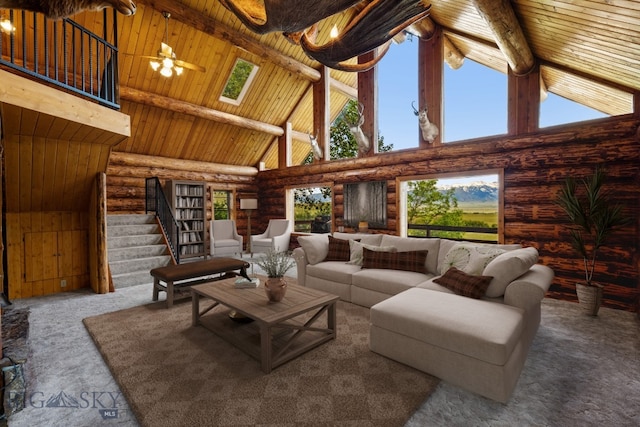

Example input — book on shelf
[234,277,260,288]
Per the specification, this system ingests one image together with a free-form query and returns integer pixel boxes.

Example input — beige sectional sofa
[292,232,554,402]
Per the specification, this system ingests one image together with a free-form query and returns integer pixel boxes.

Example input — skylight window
[220,58,258,105]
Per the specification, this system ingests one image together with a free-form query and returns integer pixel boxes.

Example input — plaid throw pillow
[325,236,357,261]
[433,267,493,299]
[362,249,429,274]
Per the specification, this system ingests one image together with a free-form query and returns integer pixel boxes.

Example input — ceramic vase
[265,277,287,302]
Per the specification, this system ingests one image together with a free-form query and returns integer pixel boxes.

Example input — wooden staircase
[107,214,173,288]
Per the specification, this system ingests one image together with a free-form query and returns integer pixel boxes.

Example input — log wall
[258,116,640,312]
[106,153,259,250]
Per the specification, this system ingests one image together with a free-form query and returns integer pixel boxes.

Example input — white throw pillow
[297,234,329,265]
[347,240,396,266]
[483,247,539,297]
[440,243,506,276]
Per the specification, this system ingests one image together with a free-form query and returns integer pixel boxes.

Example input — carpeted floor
[4,268,640,427]
[83,298,439,427]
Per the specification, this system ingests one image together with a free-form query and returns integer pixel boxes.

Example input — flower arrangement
[255,250,295,278]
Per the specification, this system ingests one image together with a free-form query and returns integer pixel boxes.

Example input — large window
[399,171,502,242]
[287,186,332,233]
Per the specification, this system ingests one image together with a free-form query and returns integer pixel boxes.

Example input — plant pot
[576,282,604,316]
[265,277,287,302]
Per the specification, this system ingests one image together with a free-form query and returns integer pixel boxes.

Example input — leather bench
[150,257,250,307]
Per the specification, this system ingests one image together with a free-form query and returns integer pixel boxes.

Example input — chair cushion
[214,239,241,248]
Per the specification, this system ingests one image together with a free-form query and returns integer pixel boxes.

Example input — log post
[418,26,444,147]
[508,64,540,135]
[312,66,330,162]
[358,50,378,157]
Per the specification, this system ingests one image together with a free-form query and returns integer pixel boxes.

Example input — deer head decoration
[412,101,439,143]
[0,0,136,19]
[220,0,432,72]
[344,102,370,154]
[308,134,323,161]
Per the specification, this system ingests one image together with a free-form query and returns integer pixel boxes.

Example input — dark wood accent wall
[258,116,640,312]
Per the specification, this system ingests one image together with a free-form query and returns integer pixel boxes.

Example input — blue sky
[376,38,607,152]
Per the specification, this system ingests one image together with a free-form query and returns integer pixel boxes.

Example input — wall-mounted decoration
[344,181,387,228]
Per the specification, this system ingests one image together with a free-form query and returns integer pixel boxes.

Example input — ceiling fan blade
[174,59,206,73]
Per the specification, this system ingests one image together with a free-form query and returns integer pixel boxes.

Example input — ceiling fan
[142,12,206,77]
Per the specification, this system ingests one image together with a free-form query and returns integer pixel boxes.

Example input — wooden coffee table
[191,277,339,373]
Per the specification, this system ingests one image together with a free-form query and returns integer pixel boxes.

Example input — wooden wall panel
[6,212,90,300]
[257,116,640,312]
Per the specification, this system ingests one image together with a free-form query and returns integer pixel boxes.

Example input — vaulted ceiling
[66,0,640,169]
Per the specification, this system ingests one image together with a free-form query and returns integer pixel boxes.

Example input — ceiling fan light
[149,60,160,71]
[174,66,184,76]
[160,66,172,78]
[162,57,174,69]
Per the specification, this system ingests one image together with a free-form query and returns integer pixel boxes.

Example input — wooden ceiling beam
[120,86,284,136]
[472,0,535,75]
[139,0,319,81]
[409,18,464,70]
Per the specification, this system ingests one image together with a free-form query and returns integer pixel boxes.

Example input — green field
[461,211,498,227]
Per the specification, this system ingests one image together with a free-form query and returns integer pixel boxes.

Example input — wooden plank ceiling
[5,0,639,173]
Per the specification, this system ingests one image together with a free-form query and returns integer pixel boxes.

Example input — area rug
[83,299,439,427]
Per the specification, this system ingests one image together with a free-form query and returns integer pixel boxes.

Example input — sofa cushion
[437,240,522,275]
[380,235,441,274]
[440,243,506,275]
[307,261,361,285]
[483,247,539,298]
[352,269,434,296]
[347,240,396,266]
[370,288,525,366]
[333,232,383,246]
[325,235,357,261]
[362,248,429,274]
[297,234,329,265]
[433,266,493,299]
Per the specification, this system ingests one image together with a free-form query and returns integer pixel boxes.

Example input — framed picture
[344,181,387,228]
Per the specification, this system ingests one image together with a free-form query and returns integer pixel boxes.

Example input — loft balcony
[0,9,119,109]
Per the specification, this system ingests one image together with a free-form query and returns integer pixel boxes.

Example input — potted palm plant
[256,250,295,302]
[556,167,630,315]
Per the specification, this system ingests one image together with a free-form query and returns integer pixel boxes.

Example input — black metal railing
[0,9,119,108]
[408,223,498,243]
[146,177,180,263]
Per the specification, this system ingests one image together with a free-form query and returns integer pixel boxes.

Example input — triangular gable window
[220,58,258,105]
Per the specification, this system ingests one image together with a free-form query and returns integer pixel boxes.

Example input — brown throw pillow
[325,236,358,261]
[433,267,493,299]
[362,248,429,274]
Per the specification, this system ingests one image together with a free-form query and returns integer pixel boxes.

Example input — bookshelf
[166,180,206,260]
